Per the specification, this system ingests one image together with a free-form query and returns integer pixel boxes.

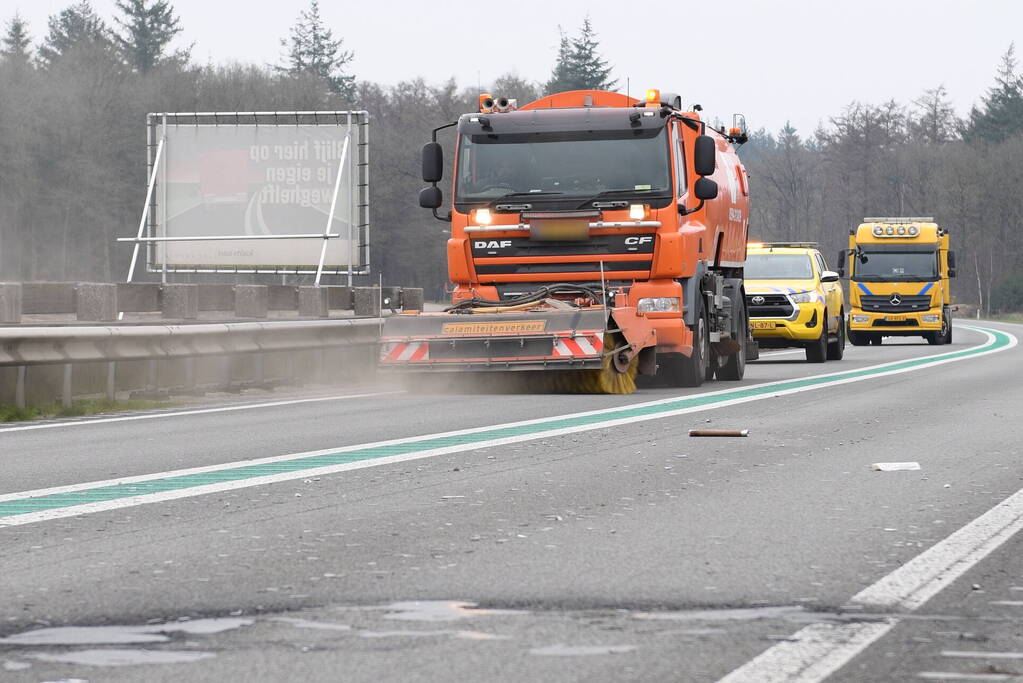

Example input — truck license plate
[751,321,774,330]
[886,315,907,322]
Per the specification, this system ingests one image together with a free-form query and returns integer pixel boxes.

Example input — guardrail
[1,318,385,410]
[0,282,423,322]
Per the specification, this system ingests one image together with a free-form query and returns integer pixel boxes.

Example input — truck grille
[873,318,919,327]
[470,235,654,281]
[859,294,931,313]
[746,293,794,318]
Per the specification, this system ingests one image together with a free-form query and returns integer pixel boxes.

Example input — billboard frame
[122,111,370,284]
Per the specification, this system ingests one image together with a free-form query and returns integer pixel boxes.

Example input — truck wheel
[805,318,827,363]
[848,329,869,346]
[716,295,747,381]
[943,308,952,344]
[927,314,948,345]
[870,334,883,345]
[827,310,845,360]
[661,299,709,387]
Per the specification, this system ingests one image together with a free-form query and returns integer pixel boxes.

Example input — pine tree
[113,0,187,73]
[544,29,574,94]
[544,19,616,94]
[38,1,111,67]
[568,18,616,91]
[279,0,355,100]
[1,13,32,67]
[962,43,1023,143]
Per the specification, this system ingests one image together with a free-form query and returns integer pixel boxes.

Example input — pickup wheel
[826,310,845,360]
[805,317,827,363]
[716,294,747,381]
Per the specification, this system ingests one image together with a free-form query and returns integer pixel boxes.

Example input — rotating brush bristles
[519,334,639,395]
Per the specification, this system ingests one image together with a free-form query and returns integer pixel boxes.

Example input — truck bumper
[749,303,824,344]
[848,307,943,334]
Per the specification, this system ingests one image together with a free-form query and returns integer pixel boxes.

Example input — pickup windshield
[745,254,814,280]
[455,127,671,203]
[853,247,938,282]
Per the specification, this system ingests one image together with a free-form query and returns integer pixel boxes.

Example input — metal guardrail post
[15,366,26,409]
[62,364,72,409]
[106,362,116,401]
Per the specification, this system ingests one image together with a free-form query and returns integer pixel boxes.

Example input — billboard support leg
[126,137,165,285]
[315,133,351,287]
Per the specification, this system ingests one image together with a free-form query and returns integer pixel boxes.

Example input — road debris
[689,429,749,437]
[870,462,921,471]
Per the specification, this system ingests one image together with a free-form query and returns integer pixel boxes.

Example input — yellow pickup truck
[744,243,845,362]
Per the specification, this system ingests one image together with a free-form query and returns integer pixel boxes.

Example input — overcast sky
[5,0,1021,135]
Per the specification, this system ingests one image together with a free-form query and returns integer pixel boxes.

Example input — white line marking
[917,674,1015,681]
[0,391,401,434]
[0,326,1014,529]
[988,601,1023,606]
[718,381,1023,681]
[942,651,1023,659]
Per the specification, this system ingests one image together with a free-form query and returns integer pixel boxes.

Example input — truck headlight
[637,297,680,313]
[789,292,814,304]
[922,314,939,323]
[852,315,869,323]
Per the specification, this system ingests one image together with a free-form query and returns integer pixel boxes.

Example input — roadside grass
[989,312,1023,323]
[0,398,175,423]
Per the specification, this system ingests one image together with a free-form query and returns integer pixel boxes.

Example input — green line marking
[0,326,1012,519]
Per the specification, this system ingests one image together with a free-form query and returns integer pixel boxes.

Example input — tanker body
[381,89,756,393]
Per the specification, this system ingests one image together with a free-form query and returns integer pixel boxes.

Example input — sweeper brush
[378,290,653,395]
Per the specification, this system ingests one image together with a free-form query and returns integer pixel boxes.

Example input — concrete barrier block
[354,287,381,317]
[0,282,22,323]
[235,285,269,318]
[298,286,330,318]
[22,282,75,314]
[76,283,118,321]
[328,286,353,310]
[117,283,160,312]
[161,284,199,319]
[400,288,424,312]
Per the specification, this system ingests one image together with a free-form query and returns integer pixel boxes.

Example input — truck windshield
[455,128,671,202]
[744,254,814,279]
[853,248,938,282]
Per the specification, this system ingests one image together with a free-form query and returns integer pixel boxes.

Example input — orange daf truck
[380,89,755,393]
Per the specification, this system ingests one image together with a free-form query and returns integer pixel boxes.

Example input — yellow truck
[744,242,845,362]
[839,217,955,346]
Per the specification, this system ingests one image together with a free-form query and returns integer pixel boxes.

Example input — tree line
[0,2,1020,312]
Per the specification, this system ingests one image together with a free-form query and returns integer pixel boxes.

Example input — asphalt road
[1,321,1021,682]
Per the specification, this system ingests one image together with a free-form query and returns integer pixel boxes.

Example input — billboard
[146,112,368,274]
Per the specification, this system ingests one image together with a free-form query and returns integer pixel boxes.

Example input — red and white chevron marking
[552,332,604,358]
[381,341,429,363]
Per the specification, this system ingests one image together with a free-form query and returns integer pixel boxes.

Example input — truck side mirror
[422,142,443,183]
[947,250,956,269]
[694,177,718,200]
[694,135,716,176]
[836,251,846,278]
[419,186,442,209]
